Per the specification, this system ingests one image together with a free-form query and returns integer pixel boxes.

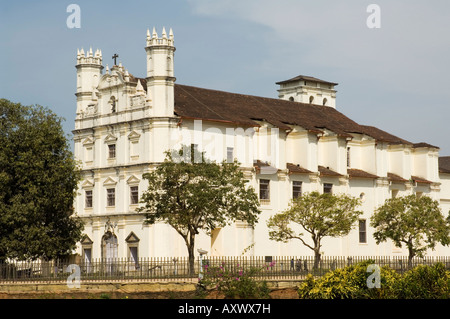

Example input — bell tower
[145,27,176,117]
[75,47,103,118]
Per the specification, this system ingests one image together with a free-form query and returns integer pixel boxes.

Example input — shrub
[393,263,450,299]
[200,262,273,299]
[298,260,400,299]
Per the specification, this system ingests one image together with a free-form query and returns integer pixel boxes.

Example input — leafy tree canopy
[137,146,261,273]
[0,99,83,261]
[267,191,362,268]
[370,194,450,263]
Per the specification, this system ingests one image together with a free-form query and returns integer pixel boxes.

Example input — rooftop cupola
[276,75,338,108]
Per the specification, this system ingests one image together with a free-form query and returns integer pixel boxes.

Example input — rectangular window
[129,246,138,263]
[293,181,302,199]
[83,248,92,264]
[227,147,234,163]
[324,183,333,194]
[85,190,93,208]
[392,189,399,198]
[108,144,116,159]
[107,188,115,207]
[259,179,270,201]
[85,146,93,163]
[130,186,139,205]
[347,147,351,168]
[190,143,199,163]
[359,219,367,243]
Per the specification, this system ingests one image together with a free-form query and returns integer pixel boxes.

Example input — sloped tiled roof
[411,176,432,184]
[131,78,423,147]
[287,163,313,175]
[439,157,450,174]
[318,166,343,177]
[174,84,411,145]
[347,169,379,179]
[275,75,338,86]
[387,173,409,183]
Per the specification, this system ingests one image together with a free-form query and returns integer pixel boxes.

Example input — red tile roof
[173,84,414,145]
[387,173,409,183]
[287,163,313,174]
[347,169,379,179]
[318,166,343,177]
[131,77,427,147]
[253,160,279,174]
[411,176,432,184]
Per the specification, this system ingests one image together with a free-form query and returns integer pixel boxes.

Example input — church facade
[72,28,450,262]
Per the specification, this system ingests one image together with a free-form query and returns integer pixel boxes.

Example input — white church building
[72,27,450,262]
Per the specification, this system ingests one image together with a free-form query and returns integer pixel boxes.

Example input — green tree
[267,192,362,269]
[370,195,450,268]
[137,146,261,275]
[0,99,84,261]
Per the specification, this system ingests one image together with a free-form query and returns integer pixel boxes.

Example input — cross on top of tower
[112,53,119,65]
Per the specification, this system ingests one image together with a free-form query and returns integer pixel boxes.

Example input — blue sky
[1,0,450,154]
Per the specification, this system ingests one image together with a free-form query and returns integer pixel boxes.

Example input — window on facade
[85,146,93,163]
[391,189,399,198]
[309,96,314,104]
[323,98,328,106]
[107,188,116,207]
[259,179,270,201]
[129,246,138,263]
[83,248,92,263]
[85,190,93,208]
[347,147,351,168]
[324,183,333,194]
[190,143,199,163]
[293,181,302,199]
[110,96,116,113]
[227,147,234,163]
[359,219,367,243]
[130,186,139,205]
[108,144,116,159]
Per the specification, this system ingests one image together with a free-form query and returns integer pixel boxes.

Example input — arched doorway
[101,231,118,273]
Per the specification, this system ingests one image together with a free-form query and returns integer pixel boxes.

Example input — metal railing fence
[1,256,450,283]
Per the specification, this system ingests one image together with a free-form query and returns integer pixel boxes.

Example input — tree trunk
[407,247,415,270]
[186,232,196,276]
[313,247,321,270]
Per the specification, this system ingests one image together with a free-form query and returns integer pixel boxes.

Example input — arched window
[109,96,116,113]
[323,98,328,106]
[309,96,314,104]
[289,96,294,102]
